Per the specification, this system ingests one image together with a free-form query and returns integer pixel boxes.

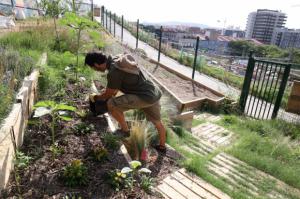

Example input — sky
[94,0,300,30]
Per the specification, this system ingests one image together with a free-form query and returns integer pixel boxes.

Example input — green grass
[217,115,300,189]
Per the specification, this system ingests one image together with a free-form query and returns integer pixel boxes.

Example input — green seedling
[140,175,154,193]
[13,151,32,195]
[14,151,32,169]
[62,159,88,187]
[91,147,108,162]
[73,122,94,135]
[33,100,76,145]
[50,142,64,158]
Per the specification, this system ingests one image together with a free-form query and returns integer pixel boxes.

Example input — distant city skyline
[95,0,300,29]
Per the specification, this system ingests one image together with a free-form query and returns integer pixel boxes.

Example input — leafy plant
[108,160,153,192]
[73,122,94,135]
[62,159,88,187]
[33,100,76,145]
[91,147,108,162]
[140,175,153,193]
[60,12,99,81]
[14,151,32,169]
[13,151,32,196]
[102,133,120,150]
[49,142,64,158]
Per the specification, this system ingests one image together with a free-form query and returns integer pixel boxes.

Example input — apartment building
[275,28,300,49]
[246,9,287,45]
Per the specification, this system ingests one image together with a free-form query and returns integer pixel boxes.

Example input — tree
[60,12,99,80]
[38,0,65,49]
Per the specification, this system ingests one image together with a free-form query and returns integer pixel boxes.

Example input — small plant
[91,147,108,162]
[14,151,32,169]
[13,151,32,196]
[73,122,94,135]
[62,159,88,187]
[33,100,76,145]
[102,133,120,150]
[109,160,153,192]
[140,175,154,193]
[76,109,88,118]
[222,115,239,126]
[109,169,127,191]
[49,142,64,158]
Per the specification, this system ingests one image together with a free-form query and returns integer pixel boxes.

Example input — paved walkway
[96,16,239,99]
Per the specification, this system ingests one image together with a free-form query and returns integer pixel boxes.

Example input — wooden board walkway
[157,169,231,199]
[191,123,234,147]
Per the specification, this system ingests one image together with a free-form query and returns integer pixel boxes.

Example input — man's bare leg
[152,120,166,148]
[107,101,129,132]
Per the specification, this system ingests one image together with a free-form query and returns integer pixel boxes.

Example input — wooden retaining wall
[0,53,46,190]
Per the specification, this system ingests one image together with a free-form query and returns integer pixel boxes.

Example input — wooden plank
[179,169,231,199]
[196,126,220,137]
[172,171,218,199]
[157,182,187,199]
[163,176,203,199]
[286,81,300,114]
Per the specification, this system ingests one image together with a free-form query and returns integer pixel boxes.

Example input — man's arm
[95,88,118,100]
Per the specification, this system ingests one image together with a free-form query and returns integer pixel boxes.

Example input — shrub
[62,159,88,187]
[102,133,120,150]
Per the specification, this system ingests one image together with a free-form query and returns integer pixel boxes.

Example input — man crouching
[85,51,166,153]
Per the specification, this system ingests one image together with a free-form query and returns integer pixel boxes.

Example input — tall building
[245,9,287,45]
[275,28,300,49]
[245,12,256,39]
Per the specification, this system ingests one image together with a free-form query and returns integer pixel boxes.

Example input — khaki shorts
[107,94,161,121]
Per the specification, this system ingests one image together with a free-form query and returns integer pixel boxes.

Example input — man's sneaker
[154,144,167,153]
[114,129,130,139]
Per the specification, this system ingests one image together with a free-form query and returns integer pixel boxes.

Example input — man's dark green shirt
[106,62,162,103]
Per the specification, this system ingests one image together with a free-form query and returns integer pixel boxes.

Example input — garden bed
[142,60,224,111]
[1,77,181,198]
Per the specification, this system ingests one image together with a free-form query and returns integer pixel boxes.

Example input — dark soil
[141,62,222,102]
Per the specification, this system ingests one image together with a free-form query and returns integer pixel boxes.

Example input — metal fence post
[114,13,116,37]
[101,6,104,25]
[105,9,108,30]
[239,51,255,112]
[136,19,139,49]
[271,64,291,119]
[158,26,163,63]
[192,36,200,79]
[121,15,124,42]
[109,11,112,33]
[91,0,94,21]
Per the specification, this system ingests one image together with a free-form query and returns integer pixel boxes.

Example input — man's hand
[89,93,97,102]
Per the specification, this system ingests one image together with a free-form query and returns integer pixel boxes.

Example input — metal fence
[239,52,291,119]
